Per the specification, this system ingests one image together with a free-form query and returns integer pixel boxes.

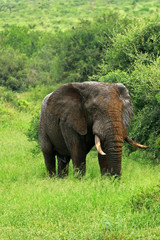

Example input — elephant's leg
[59,121,87,177]
[98,153,110,176]
[40,137,56,177]
[57,154,70,178]
[43,151,56,177]
[71,144,86,177]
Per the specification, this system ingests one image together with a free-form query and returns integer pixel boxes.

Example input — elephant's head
[83,82,134,176]
[47,82,148,176]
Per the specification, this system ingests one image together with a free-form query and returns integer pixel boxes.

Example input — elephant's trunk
[98,139,123,176]
[106,139,123,176]
[125,136,149,149]
[96,130,124,176]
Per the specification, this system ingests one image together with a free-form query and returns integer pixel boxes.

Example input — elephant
[39,82,148,178]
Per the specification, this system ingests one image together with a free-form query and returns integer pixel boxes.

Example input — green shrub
[127,59,160,159]
[51,12,132,83]
[0,48,29,90]
[26,111,40,145]
[1,25,45,57]
[98,58,160,161]
[0,87,16,103]
[16,99,30,111]
[0,86,30,111]
[0,25,56,87]
[100,17,160,73]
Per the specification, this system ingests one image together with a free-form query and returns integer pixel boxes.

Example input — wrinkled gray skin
[39,82,133,178]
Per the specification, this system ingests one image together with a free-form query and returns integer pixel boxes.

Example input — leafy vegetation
[98,57,160,160]
[0,0,160,239]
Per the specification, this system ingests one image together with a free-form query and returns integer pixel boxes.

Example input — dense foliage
[0,2,159,160]
[95,18,160,160]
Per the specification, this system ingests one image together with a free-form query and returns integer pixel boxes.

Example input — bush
[26,111,40,145]
[0,86,30,111]
[0,87,16,103]
[0,13,132,87]
[100,17,160,73]
[1,25,45,57]
[127,59,160,159]
[98,58,160,161]
[0,26,56,88]
[0,48,29,90]
[51,12,132,83]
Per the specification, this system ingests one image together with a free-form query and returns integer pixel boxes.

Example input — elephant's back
[41,92,53,112]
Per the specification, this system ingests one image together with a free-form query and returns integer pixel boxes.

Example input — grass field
[0,88,160,239]
[0,0,160,31]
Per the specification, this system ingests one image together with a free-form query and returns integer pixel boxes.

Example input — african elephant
[39,82,148,178]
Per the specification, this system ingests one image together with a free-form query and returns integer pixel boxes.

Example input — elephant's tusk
[125,136,149,149]
[95,135,106,155]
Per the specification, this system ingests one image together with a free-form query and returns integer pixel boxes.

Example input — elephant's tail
[125,136,149,149]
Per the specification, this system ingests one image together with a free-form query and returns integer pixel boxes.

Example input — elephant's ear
[47,84,87,135]
[116,83,133,128]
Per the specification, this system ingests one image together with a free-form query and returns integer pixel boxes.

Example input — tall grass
[0,95,160,240]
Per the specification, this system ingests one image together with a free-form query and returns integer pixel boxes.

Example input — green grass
[0,90,160,239]
[0,0,160,31]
